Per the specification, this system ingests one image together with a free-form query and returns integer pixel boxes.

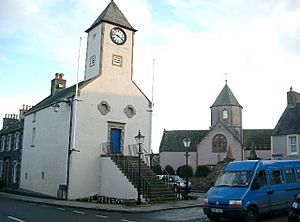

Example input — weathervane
[224,73,228,84]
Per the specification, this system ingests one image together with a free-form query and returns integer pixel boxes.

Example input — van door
[267,168,287,211]
[251,170,271,214]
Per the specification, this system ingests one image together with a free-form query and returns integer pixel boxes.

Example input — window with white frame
[0,136,5,152]
[287,135,298,155]
[12,161,17,183]
[222,109,229,120]
[7,134,12,151]
[0,160,3,177]
[15,133,20,150]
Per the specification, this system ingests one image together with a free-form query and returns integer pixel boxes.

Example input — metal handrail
[112,155,152,202]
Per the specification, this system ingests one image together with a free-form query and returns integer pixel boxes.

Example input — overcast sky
[1,0,300,153]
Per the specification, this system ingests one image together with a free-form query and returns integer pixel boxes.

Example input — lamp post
[135,130,145,205]
[183,137,191,199]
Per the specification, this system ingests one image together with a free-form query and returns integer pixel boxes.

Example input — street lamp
[135,130,145,205]
[183,137,191,199]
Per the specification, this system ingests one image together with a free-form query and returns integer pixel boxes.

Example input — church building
[159,82,272,172]
[20,1,152,200]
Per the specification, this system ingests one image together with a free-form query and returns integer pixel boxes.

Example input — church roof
[159,129,272,152]
[272,102,300,136]
[159,130,209,152]
[85,1,136,33]
[211,83,242,108]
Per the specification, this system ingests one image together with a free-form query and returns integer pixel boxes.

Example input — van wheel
[245,206,258,222]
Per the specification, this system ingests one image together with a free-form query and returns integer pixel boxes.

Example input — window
[31,128,36,147]
[212,134,227,153]
[269,170,283,185]
[287,135,298,155]
[255,170,267,187]
[12,161,17,183]
[15,133,20,150]
[42,172,45,180]
[222,109,229,120]
[286,169,296,183]
[0,160,3,177]
[7,134,12,151]
[112,54,122,67]
[296,169,300,181]
[32,112,36,122]
[0,136,5,152]
[90,55,96,67]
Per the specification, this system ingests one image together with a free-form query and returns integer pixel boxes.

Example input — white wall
[100,157,137,199]
[20,103,70,197]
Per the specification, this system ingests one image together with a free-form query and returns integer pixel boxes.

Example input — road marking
[73,210,86,215]
[41,204,49,208]
[95,214,108,218]
[121,219,135,222]
[56,207,66,211]
[7,216,26,222]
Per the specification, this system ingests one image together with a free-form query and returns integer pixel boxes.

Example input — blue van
[203,160,300,222]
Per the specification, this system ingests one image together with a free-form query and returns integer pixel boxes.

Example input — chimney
[51,73,66,95]
[287,87,300,107]
[19,104,32,120]
[2,113,19,129]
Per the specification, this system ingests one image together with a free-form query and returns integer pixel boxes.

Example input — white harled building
[20,1,152,200]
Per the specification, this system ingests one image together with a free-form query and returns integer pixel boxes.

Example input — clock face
[110,27,126,45]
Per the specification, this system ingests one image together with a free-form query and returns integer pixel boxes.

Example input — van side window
[286,169,296,183]
[269,170,284,185]
[296,169,300,181]
[256,170,267,187]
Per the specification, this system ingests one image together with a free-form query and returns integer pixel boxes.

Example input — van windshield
[214,171,252,187]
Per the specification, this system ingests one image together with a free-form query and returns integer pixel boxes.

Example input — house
[0,105,30,189]
[159,83,272,172]
[272,87,300,160]
[20,1,153,200]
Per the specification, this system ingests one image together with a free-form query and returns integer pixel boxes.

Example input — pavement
[0,191,204,213]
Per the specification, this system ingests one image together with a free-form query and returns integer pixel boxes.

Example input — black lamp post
[135,130,145,205]
[183,137,191,199]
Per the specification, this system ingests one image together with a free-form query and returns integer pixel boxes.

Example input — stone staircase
[111,155,177,203]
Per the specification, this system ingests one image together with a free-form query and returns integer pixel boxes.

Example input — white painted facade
[20,2,152,200]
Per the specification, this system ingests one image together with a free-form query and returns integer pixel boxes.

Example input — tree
[195,165,211,177]
[151,165,163,175]
[164,165,175,175]
[177,165,193,178]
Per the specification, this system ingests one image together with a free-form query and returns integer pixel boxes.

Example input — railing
[111,155,152,202]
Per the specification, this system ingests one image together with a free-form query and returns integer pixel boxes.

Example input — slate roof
[243,129,272,150]
[26,80,92,115]
[85,1,136,33]
[159,130,209,152]
[0,119,24,135]
[160,129,272,152]
[211,83,242,108]
[272,102,300,136]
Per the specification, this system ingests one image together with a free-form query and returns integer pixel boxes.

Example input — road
[0,196,289,222]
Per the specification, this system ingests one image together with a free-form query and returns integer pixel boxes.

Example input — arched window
[212,134,227,153]
[222,109,228,120]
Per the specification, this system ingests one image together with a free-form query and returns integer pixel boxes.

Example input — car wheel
[207,215,220,221]
[245,206,259,222]
[173,185,179,193]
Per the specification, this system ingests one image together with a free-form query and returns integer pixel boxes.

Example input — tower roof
[85,1,136,33]
[211,83,242,108]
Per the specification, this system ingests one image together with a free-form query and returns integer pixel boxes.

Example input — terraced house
[0,105,30,189]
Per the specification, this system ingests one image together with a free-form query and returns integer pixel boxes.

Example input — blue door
[110,128,121,154]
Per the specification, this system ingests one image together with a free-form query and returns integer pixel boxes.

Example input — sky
[1,0,300,153]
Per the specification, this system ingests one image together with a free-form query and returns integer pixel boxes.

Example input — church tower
[84,0,136,81]
[211,82,243,141]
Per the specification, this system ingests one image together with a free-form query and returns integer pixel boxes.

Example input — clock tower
[84,1,137,81]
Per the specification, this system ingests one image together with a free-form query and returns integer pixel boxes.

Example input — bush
[164,165,175,175]
[151,165,163,175]
[176,165,193,178]
[195,165,211,177]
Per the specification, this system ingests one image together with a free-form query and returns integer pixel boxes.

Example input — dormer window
[222,109,228,120]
